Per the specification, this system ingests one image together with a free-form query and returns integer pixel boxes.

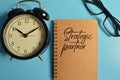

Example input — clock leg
[38,54,43,61]
[10,56,13,61]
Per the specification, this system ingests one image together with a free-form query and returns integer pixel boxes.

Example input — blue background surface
[0,0,120,80]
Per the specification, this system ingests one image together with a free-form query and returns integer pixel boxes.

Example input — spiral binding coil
[54,22,58,78]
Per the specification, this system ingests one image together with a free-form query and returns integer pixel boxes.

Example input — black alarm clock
[1,0,50,61]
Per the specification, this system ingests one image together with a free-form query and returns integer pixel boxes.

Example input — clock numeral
[24,49,27,54]
[8,34,12,38]
[39,27,41,30]
[41,33,44,37]
[25,19,29,23]
[18,22,21,26]
[39,42,42,45]
[11,41,14,46]
[33,47,35,51]
[33,20,36,25]
[17,47,20,51]
[12,27,16,31]
[41,34,44,38]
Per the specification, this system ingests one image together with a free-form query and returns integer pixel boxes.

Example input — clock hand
[25,27,40,35]
[15,28,25,36]
[15,28,28,38]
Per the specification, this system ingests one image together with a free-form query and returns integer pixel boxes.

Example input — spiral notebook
[53,20,98,80]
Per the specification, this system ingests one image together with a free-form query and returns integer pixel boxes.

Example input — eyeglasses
[84,0,120,37]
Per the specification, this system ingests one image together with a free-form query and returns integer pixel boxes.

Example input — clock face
[2,14,47,59]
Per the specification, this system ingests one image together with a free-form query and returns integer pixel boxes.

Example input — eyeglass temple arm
[85,0,104,15]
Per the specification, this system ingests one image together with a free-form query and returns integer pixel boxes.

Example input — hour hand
[15,28,25,36]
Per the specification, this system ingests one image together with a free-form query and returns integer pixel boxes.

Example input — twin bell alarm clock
[1,0,50,61]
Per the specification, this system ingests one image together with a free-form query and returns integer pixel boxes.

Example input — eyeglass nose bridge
[102,9,113,18]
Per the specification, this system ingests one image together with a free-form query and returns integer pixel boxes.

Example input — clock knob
[8,8,24,17]
[33,8,50,20]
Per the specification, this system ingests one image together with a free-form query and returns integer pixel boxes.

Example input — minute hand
[25,27,40,35]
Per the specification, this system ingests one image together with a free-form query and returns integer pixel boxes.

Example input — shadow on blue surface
[49,20,54,80]
[0,12,8,57]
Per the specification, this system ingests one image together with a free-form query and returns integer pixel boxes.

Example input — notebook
[53,20,98,80]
